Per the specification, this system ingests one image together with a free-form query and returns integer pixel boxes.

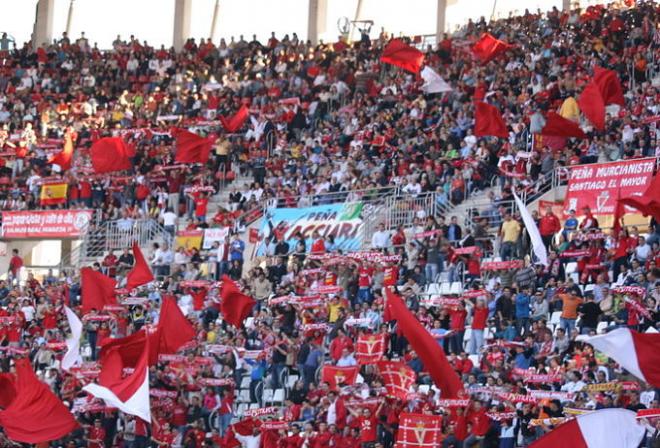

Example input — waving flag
[48,134,74,171]
[377,361,416,400]
[620,173,660,223]
[472,33,513,63]
[474,102,509,138]
[577,81,606,131]
[81,267,117,314]
[541,112,586,138]
[321,365,359,389]
[125,242,154,290]
[420,67,452,94]
[396,413,443,448]
[356,333,386,364]
[513,190,548,266]
[220,105,250,133]
[385,289,463,398]
[90,137,134,173]
[157,295,196,354]
[578,328,660,387]
[62,305,83,370]
[530,408,644,448]
[0,358,79,443]
[39,180,68,206]
[173,128,215,164]
[380,39,425,73]
[219,275,256,328]
[84,331,151,422]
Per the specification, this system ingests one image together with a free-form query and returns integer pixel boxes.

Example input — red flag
[471,33,514,63]
[321,365,359,389]
[577,82,606,131]
[0,374,15,408]
[620,173,660,223]
[377,361,416,400]
[385,289,463,398]
[612,189,625,237]
[81,267,117,314]
[0,358,79,443]
[220,105,250,133]
[380,39,425,73]
[541,112,586,138]
[48,134,74,170]
[125,242,154,290]
[157,295,196,354]
[219,275,256,328]
[355,334,386,364]
[396,413,444,448]
[84,331,151,422]
[90,137,134,173]
[173,129,214,164]
[594,66,625,106]
[222,418,261,448]
[474,102,509,138]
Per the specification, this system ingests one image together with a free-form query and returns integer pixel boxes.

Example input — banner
[356,334,386,364]
[257,203,364,256]
[40,180,68,206]
[564,158,655,216]
[321,365,359,389]
[481,260,523,271]
[1,210,93,238]
[377,361,416,400]
[202,227,230,249]
[175,230,204,250]
[396,413,443,448]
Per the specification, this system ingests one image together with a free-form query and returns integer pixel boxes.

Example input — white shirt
[371,230,390,249]
[161,211,177,226]
[21,305,35,321]
[235,434,261,448]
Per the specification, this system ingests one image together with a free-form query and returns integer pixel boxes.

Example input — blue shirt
[515,293,531,319]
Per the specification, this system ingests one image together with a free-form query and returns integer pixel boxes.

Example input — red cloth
[472,33,514,63]
[620,173,660,223]
[474,102,508,138]
[380,39,425,73]
[321,365,359,389]
[192,289,207,311]
[577,81,606,130]
[593,66,625,106]
[0,358,79,443]
[539,214,561,236]
[219,275,256,328]
[125,242,154,290]
[96,331,149,405]
[376,361,416,400]
[395,413,443,447]
[157,295,196,354]
[173,129,214,164]
[81,268,117,314]
[48,135,74,170]
[90,137,133,173]
[541,112,586,138]
[385,289,463,398]
[220,105,250,133]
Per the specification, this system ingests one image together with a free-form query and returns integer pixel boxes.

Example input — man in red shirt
[468,298,489,354]
[8,249,23,285]
[538,206,561,249]
[193,192,209,222]
[86,419,106,448]
[464,400,491,446]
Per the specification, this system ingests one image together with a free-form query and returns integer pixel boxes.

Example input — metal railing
[60,218,173,268]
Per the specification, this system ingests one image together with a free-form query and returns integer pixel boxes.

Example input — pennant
[513,190,548,266]
[380,39,425,73]
[541,112,586,138]
[157,295,196,355]
[420,66,452,93]
[62,305,83,370]
[220,105,250,133]
[173,128,215,164]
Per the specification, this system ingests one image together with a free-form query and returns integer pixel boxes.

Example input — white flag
[62,305,83,370]
[513,190,548,266]
[420,66,452,94]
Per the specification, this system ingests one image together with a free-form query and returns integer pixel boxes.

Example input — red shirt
[194,198,208,217]
[467,408,490,436]
[87,427,105,448]
[450,308,468,331]
[311,238,326,254]
[539,214,561,236]
[358,268,373,287]
[471,307,488,330]
[383,266,398,287]
[9,255,23,275]
[358,416,378,442]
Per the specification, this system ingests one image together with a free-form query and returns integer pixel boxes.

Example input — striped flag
[40,180,68,206]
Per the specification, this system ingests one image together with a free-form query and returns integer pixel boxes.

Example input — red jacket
[539,214,561,236]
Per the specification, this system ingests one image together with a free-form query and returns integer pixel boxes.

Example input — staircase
[59,219,173,269]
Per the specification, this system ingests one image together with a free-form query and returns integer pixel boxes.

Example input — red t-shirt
[450,308,468,331]
[194,198,209,217]
[311,238,326,254]
[383,266,398,286]
[358,268,373,287]
[358,416,378,442]
[471,307,488,330]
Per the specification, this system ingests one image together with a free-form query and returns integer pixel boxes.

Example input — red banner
[396,413,443,448]
[356,334,386,364]
[564,158,655,215]
[481,260,523,271]
[377,361,416,400]
[321,365,359,389]
[1,210,93,238]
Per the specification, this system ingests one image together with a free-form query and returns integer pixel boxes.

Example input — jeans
[218,413,232,436]
[450,330,465,354]
[560,317,576,335]
[87,331,97,360]
[425,263,439,283]
[500,241,515,260]
[468,329,484,355]
[516,317,530,336]
[271,363,285,389]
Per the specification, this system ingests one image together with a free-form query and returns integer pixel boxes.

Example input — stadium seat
[450,282,463,295]
[240,376,251,389]
[272,389,285,403]
[440,283,451,295]
[238,389,251,403]
[550,311,561,326]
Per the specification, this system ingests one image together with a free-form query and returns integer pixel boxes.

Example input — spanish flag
[40,180,68,206]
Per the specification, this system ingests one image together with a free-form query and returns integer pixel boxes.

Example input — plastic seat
[450,282,463,295]
[549,311,562,326]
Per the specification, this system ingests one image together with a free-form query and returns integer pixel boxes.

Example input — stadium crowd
[0,1,660,447]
